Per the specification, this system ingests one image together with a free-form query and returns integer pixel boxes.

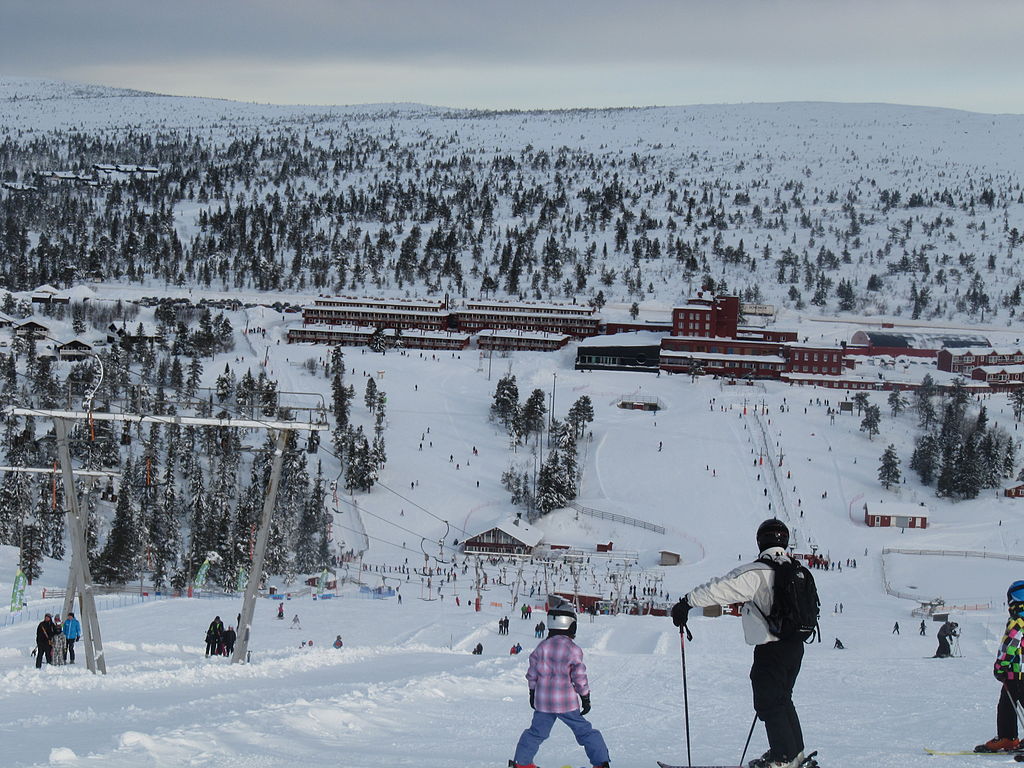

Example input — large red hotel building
[288,296,596,351]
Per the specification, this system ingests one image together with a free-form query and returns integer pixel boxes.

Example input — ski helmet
[1008,580,1024,604]
[547,595,578,637]
[756,518,789,552]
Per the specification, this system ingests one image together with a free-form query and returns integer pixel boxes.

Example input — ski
[658,749,817,768]
[925,747,1024,756]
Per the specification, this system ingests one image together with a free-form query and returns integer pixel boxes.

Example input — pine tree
[21,522,44,584]
[490,374,519,430]
[878,444,901,489]
[1010,388,1024,421]
[566,395,595,438]
[887,388,907,417]
[860,404,881,439]
[520,389,548,444]
[364,377,378,413]
[95,458,142,584]
[910,433,939,485]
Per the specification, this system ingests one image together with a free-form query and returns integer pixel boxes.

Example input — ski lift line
[333,520,413,553]
[332,495,459,559]
[5,407,328,432]
[0,466,119,478]
[373,479,473,537]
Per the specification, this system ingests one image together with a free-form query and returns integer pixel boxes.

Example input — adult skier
[205,616,223,657]
[935,620,959,658]
[510,596,610,768]
[62,611,81,663]
[974,581,1024,753]
[672,518,811,768]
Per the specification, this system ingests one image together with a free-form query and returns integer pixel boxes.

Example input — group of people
[33,611,81,668]
[204,616,237,658]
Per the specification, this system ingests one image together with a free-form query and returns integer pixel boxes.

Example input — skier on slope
[510,596,610,768]
[672,518,813,768]
[934,620,959,658]
[974,580,1024,753]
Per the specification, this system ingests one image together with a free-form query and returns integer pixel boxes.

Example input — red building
[288,324,469,351]
[300,296,450,331]
[454,299,600,337]
[1004,483,1024,499]
[939,347,1024,374]
[671,293,740,338]
[863,501,929,529]
[786,345,847,376]
[970,364,1024,389]
[462,521,542,556]
[477,329,570,352]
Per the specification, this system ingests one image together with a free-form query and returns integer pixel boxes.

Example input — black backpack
[757,556,820,643]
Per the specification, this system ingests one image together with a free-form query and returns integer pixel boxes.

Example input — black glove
[580,694,591,715]
[671,597,691,628]
[529,689,535,710]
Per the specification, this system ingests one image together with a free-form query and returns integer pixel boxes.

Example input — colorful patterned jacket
[526,634,590,713]
[993,612,1024,682]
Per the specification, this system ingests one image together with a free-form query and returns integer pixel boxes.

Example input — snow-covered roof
[477,329,570,341]
[973,364,1024,374]
[945,346,1023,357]
[864,501,929,517]
[493,520,543,547]
[577,331,666,347]
[32,284,60,295]
[660,349,785,364]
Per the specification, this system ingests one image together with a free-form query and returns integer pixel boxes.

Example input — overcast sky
[2,0,1023,113]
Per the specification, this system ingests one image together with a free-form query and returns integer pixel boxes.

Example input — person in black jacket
[205,616,224,657]
[35,613,55,668]
[221,625,236,657]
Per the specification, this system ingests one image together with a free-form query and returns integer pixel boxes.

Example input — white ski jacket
[686,547,789,646]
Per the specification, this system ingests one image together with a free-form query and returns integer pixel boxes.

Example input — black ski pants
[750,638,805,762]
[66,638,76,663]
[997,680,1024,739]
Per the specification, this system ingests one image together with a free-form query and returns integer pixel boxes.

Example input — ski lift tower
[7,405,328,671]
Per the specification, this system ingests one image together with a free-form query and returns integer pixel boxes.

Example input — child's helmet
[547,595,577,637]
[756,518,790,552]
[1008,580,1024,604]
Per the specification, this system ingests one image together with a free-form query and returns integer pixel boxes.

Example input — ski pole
[679,624,694,767]
[738,712,758,767]
[1006,682,1024,730]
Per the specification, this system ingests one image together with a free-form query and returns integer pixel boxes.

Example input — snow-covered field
[1,321,1022,768]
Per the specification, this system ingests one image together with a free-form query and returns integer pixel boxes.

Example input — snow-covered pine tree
[490,374,519,430]
[566,395,595,438]
[520,389,547,444]
[95,456,142,584]
[887,388,907,417]
[364,376,378,413]
[860,404,881,439]
[21,521,44,584]
[37,478,64,560]
[878,444,901,489]
[910,433,939,485]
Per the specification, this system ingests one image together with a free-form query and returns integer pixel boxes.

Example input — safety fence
[1,593,168,631]
[882,547,1024,562]
[568,501,665,534]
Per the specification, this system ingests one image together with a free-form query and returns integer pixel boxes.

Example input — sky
[2,0,1023,113]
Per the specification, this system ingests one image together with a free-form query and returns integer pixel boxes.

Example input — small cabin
[863,501,929,529]
[462,520,542,556]
[1005,483,1024,499]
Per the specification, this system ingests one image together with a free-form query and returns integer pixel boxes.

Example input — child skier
[974,580,1024,753]
[510,596,610,768]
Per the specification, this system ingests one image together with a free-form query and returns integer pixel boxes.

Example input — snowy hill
[1,79,1024,767]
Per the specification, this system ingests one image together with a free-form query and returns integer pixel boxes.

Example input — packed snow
[1,331,1022,767]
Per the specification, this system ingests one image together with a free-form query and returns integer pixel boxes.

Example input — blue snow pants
[514,709,609,766]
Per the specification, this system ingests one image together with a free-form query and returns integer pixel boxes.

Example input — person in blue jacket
[62,612,82,664]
